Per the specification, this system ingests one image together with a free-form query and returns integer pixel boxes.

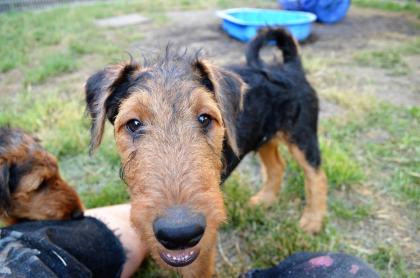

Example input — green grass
[0,0,274,79]
[0,90,89,157]
[358,105,420,207]
[368,246,416,278]
[353,0,420,17]
[25,52,78,84]
[82,182,130,208]
[223,173,268,230]
[352,37,420,75]
[330,199,372,221]
[354,50,402,69]
[320,138,365,189]
[326,103,419,207]
[399,37,420,55]
[354,49,409,75]
[0,3,147,79]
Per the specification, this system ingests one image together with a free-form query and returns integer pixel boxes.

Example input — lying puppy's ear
[85,61,141,154]
[0,161,11,211]
[193,60,246,156]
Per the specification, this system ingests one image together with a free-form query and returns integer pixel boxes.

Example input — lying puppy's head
[0,127,84,224]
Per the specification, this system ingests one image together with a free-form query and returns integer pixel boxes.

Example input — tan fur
[114,78,228,277]
[249,137,285,206]
[288,144,328,233]
[0,129,84,225]
[249,134,328,234]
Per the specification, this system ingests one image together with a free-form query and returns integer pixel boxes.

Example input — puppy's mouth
[159,247,200,267]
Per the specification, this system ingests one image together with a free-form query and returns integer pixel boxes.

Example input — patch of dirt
[319,100,346,119]
[131,10,247,65]
[330,64,420,108]
[307,8,419,53]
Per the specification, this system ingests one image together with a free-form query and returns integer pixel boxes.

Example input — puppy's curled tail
[246,28,299,70]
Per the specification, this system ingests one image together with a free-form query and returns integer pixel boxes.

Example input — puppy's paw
[249,191,277,207]
[299,210,324,234]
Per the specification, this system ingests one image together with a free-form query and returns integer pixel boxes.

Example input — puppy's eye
[36,180,49,192]
[198,114,212,130]
[126,119,144,136]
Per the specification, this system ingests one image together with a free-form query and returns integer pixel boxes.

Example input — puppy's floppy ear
[193,60,246,156]
[85,61,140,154]
[0,160,11,211]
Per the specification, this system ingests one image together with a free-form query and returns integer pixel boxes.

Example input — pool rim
[216,8,317,27]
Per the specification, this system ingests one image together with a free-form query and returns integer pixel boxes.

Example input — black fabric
[0,217,380,278]
[241,252,380,278]
[0,217,125,278]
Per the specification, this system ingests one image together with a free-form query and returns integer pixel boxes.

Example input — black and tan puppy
[84,28,327,277]
[0,127,84,224]
[223,28,328,233]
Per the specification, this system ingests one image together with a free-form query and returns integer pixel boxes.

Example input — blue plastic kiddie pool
[216,8,317,42]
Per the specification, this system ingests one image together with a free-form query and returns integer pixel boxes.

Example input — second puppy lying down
[0,127,84,224]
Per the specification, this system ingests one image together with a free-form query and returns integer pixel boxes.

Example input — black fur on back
[222,28,321,181]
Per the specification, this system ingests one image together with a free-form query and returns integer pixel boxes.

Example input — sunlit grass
[354,49,409,75]
[353,0,420,18]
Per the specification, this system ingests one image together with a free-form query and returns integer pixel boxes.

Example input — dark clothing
[0,217,379,278]
[241,252,380,278]
[0,217,125,278]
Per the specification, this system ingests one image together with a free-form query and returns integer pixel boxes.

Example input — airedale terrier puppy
[0,127,84,224]
[84,28,327,277]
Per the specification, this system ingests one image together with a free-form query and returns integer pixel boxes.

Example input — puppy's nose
[153,206,206,250]
[71,209,84,219]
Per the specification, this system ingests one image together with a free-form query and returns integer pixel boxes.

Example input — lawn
[0,0,419,277]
